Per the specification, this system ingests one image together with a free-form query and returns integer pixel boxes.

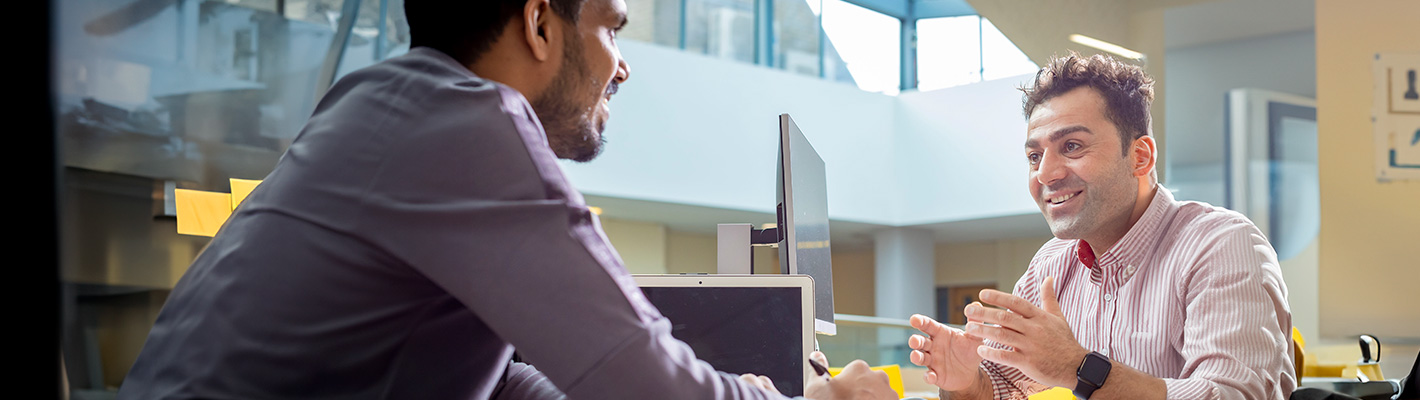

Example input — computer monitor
[776,114,836,335]
[634,275,816,397]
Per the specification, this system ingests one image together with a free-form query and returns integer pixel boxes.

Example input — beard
[530,33,607,163]
[1041,157,1137,242]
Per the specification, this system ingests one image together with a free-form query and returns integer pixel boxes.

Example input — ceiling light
[1069,34,1145,61]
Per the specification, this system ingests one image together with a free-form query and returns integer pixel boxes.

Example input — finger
[910,314,947,336]
[910,349,929,366]
[810,351,829,368]
[807,369,830,384]
[964,302,1028,331]
[924,369,939,385]
[760,375,777,392]
[909,334,932,350]
[979,289,1042,318]
[739,373,761,390]
[842,359,872,375]
[1041,276,1062,316]
[873,369,891,385]
[977,345,1024,367]
[964,321,1024,348]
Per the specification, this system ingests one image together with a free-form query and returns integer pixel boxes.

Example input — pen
[808,358,831,378]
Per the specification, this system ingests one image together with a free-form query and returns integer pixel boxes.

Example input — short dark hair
[1020,52,1155,156]
[405,0,586,65]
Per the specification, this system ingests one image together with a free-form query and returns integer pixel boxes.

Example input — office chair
[1398,349,1419,400]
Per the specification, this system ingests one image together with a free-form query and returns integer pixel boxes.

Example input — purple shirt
[118,47,790,400]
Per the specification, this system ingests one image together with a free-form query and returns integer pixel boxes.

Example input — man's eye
[1064,142,1081,152]
[1027,153,1041,165]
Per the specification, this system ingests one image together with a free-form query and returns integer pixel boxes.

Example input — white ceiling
[1164,0,1315,49]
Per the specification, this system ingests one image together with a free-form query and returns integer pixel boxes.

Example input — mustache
[605,81,619,97]
[1040,175,1084,196]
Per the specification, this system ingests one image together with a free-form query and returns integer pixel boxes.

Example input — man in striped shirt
[906,53,1296,400]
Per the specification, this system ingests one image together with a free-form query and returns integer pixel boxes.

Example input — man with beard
[116,0,896,399]
[905,53,1295,400]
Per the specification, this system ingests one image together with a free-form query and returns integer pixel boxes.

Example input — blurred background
[42,0,1418,397]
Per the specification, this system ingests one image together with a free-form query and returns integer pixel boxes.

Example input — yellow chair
[828,364,904,398]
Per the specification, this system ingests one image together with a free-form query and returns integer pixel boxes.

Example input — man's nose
[1035,151,1067,186]
[614,57,630,84]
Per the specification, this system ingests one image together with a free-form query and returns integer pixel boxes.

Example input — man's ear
[522,0,557,62]
[1131,135,1157,177]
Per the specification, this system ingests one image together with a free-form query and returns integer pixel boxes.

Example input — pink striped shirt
[982,186,1296,400]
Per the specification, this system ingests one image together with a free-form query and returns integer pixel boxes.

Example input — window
[622,0,682,48]
[821,0,900,94]
[917,16,1037,91]
[684,0,756,63]
[773,0,822,77]
[916,15,981,91]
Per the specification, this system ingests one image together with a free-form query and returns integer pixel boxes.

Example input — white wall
[561,41,900,224]
[1316,0,1420,339]
[560,41,1044,227]
[894,75,1041,224]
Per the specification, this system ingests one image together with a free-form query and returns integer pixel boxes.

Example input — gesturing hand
[907,314,985,391]
[964,276,1088,388]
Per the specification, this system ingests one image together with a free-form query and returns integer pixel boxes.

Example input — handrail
[833,314,963,330]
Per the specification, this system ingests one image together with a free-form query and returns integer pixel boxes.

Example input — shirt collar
[1078,185,1175,272]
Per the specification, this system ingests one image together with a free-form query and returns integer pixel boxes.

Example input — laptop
[634,274,816,397]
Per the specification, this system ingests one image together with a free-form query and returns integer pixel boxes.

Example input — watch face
[1079,352,1111,386]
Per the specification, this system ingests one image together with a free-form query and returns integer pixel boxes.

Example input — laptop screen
[640,286,806,396]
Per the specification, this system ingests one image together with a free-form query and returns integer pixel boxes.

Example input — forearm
[940,368,992,400]
[1086,361,1165,400]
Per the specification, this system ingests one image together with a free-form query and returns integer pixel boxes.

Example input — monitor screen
[640,286,806,396]
[777,114,835,335]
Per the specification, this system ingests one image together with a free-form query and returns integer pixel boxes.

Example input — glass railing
[818,313,961,368]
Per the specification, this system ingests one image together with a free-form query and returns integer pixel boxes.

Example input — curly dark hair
[1021,52,1155,156]
[406,0,586,66]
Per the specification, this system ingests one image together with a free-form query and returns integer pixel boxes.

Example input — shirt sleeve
[1161,218,1295,400]
[356,83,791,400]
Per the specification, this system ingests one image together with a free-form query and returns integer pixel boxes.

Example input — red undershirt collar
[1077,240,1097,269]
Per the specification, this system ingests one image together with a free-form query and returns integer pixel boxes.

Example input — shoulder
[1162,200,1281,287]
[1170,200,1259,235]
[320,48,555,199]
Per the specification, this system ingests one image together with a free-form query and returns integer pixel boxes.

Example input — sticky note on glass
[828,364,903,398]
[1028,387,1074,400]
[175,189,232,237]
[229,178,262,209]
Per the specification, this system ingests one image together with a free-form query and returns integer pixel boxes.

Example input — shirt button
[1104,293,1114,302]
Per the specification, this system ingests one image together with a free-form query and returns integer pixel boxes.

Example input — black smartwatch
[1073,351,1112,399]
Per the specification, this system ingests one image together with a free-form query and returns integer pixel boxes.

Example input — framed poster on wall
[1372,53,1420,181]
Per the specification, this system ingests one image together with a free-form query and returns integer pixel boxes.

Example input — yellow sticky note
[229,178,262,209]
[828,364,904,398]
[1027,387,1074,400]
[175,189,232,237]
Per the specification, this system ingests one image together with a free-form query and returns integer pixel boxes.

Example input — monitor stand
[715,223,779,274]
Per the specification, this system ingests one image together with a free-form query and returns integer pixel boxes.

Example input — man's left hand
[963,276,1088,388]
